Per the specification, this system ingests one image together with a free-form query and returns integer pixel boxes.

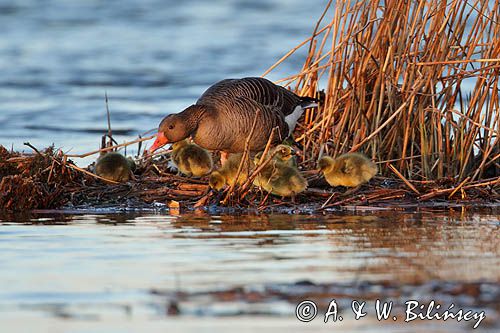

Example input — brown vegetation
[265,0,499,184]
[1,0,499,211]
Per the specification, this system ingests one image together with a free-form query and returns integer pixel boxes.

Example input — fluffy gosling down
[209,153,253,190]
[258,144,297,167]
[95,152,136,183]
[253,154,307,197]
[171,139,213,177]
[318,153,377,188]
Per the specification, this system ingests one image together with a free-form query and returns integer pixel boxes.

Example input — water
[0,210,499,332]
[1,1,499,332]
[0,0,323,160]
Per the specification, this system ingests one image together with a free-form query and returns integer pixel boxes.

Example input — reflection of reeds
[264,0,499,183]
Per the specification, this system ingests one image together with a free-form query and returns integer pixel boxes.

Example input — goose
[171,139,213,177]
[318,153,377,188]
[149,77,318,158]
[95,152,135,183]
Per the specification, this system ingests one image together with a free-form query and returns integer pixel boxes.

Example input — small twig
[387,163,421,195]
[47,158,57,183]
[448,177,471,199]
[105,91,113,147]
[415,58,500,66]
[137,135,143,157]
[223,110,261,204]
[65,135,155,158]
[23,142,42,155]
[321,191,337,208]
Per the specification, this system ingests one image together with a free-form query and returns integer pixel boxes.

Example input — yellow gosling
[209,153,253,190]
[253,157,307,197]
[318,153,377,188]
[95,152,134,183]
[171,139,213,177]
[268,144,297,167]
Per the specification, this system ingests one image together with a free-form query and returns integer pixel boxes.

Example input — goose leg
[220,151,229,165]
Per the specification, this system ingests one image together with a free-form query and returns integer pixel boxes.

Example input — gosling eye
[168,125,175,130]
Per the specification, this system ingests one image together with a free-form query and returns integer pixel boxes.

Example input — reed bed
[265,0,499,184]
[1,140,496,212]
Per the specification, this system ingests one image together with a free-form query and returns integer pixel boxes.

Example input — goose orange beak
[149,132,169,152]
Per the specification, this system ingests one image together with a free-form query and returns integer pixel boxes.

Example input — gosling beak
[149,132,169,152]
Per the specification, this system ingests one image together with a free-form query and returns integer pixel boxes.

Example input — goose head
[150,105,204,152]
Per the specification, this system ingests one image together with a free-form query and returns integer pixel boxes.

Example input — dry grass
[265,0,499,184]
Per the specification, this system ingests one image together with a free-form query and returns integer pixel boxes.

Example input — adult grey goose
[149,77,318,154]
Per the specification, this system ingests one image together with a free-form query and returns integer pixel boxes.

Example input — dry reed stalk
[387,163,421,195]
[236,128,280,201]
[65,135,155,158]
[418,176,499,200]
[222,110,260,204]
[264,0,499,187]
[66,163,120,185]
[105,91,113,148]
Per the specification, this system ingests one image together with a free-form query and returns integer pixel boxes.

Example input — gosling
[257,144,297,167]
[171,139,213,177]
[209,153,253,190]
[95,152,135,183]
[253,154,307,197]
[318,153,377,188]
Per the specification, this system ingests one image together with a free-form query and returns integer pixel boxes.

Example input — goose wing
[194,96,289,152]
[197,77,305,116]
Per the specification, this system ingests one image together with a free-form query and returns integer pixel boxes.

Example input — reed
[264,0,499,184]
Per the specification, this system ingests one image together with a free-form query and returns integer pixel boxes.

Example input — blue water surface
[0,0,325,158]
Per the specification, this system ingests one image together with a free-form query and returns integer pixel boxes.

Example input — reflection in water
[0,209,498,327]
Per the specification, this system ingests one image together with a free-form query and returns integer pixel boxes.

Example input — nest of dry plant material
[2,1,500,212]
[63,150,500,212]
[0,143,498,212]
[0,145,90,210]
[0,144,206,211]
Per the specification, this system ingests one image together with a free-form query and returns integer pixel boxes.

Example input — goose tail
[299,96,319,108]
[284,96,320,136]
